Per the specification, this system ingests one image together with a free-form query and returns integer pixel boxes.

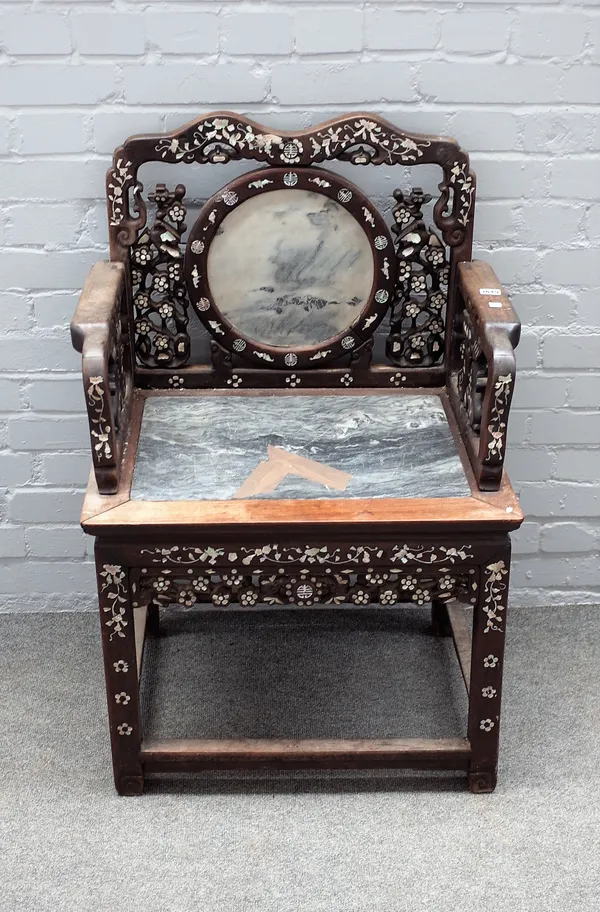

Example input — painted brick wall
[0,1,599,612]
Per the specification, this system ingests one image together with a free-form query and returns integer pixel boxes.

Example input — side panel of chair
[103,112,476,391]
[71,262,134,494]
[448,261,520,491]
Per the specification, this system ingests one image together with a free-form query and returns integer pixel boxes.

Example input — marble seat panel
[130,393,470,502]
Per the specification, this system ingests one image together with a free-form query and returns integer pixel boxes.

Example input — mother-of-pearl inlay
[206,189,375,348]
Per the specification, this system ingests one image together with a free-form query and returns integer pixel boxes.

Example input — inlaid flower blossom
[117,723,133,736]
[102,565,124,585]
[349,587,370,606]
[397,261,411,282]
[400,576,418,591]
[168,204,185,222]
[115,692,131,705]
[191,576,210,592]
[379,588,398,605]
[133,246,153,266]
[411,587,430,605]
[394,207,411,226]
[239,587,259,607]
[365,569,388,585]
[426,246,445,266]
[153,274,169,294]
[411,274,427,295]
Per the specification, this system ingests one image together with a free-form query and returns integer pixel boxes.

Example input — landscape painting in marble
[131,393,470,502]
[206,189,375,347]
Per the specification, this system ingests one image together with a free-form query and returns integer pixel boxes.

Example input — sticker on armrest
[479,287,502,295]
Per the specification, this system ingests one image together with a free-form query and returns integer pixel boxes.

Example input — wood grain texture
[140,737,472,772]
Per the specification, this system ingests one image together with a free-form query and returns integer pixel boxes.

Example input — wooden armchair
[72,113,523,795]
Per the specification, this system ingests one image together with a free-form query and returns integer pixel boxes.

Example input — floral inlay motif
[390,544,473,565]
[117,723,133,736]
[100,564,128,641]
[130,182,190,368]
[153,117,432,168]
[482,560,508,634]
[113,660,128,673]
[115,692,131,705]
[449,161,475,228]
[86,376,113,463]
[141,546,226,565]
[482,686,497,699]
[479,719,495,732]
[485,374,513,464]
[139,543,475,577]
[483,655,499,668]
[455,307,486,435]
[139,565,473,611]
[387,189,449,369]
[107,157,133,226]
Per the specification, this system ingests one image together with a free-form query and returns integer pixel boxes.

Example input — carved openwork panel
[80,272,133,493]
[456,308,487,434]
[386,189,449,368]
[131,540,480,610]
[130,184,190,368]
[135,565,477,610]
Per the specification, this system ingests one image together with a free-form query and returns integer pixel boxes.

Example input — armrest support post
[71,262,130,494]
[448,261,520,491]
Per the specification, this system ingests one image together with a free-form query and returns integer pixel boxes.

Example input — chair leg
[431,599,452,637]
[467,538,511,794]
[95,549,144,796]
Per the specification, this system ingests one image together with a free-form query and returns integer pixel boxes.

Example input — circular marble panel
[206,189,375,348]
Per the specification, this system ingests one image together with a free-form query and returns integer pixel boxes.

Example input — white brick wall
[0,1,598,612]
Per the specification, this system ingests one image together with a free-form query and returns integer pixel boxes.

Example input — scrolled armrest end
[71,261,126,353]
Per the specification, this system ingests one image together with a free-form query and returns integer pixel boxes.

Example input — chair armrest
[448,261,521,491]
[71,262,130,495]
[458,261,520,349]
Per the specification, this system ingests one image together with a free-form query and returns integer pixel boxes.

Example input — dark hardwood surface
[74,112,523,794]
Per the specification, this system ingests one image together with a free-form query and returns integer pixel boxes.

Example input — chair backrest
[106,112,476,391]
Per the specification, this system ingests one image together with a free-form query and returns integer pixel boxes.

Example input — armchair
[72,113,523,795]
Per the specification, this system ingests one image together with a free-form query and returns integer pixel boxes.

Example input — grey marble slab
[131,393,470,502]
[207,189,374,347]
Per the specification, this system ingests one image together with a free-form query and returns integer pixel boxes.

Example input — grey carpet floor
[1,606,599,912]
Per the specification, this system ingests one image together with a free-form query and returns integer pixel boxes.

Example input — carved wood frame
[106,112,477,384]
[184,166,395,370]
